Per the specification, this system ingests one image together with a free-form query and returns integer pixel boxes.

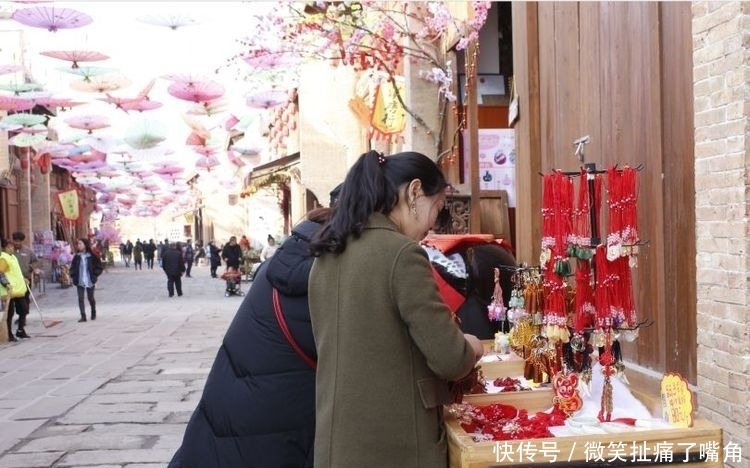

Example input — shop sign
[660,372,694,428]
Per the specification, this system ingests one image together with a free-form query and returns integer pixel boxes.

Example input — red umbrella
[167,80,225,103]
[39,50,109,68]
[12,6,93,32]
[65,115,110,133]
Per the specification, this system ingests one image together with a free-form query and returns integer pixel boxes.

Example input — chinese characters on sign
[57,189,80,221]
[660,373,695,428]
[490,440,741,464]
[463,128,517,206]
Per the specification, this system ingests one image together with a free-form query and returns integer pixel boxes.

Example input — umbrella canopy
[137,13,199,30]
[39,49,109,69]
[195,155,220,171]
[0,82,44,95]
[123,118,168,150]
[9,132,47,147]
[12,6,93,32]
[245,89,289,109]
[242,51,301,69]
[58,66,118,82]
[0,95,34,112]
[32,97,85,109]
[0,64,24,75]
[65,114,110,133]
[1,113,48,127]
[167,80,225,103]
[70,74,132,93]
[120,99,162,112]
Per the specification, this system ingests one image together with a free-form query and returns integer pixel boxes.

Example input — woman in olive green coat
[309,151,484,468]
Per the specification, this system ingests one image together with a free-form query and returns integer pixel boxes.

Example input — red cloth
[430,265,465,315]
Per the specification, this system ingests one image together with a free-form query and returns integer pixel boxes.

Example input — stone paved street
[0,262,244,468]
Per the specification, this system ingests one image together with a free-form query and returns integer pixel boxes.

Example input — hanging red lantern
[37,152,52,174]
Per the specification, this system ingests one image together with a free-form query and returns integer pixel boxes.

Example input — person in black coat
[207,240,221,278]
[220,236,242,270]
[167,208,331,468]
[69,238,104,322]
[161,242,185,297]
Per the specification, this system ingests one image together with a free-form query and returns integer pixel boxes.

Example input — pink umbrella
[226,150,246,168]
[153,165,184,177]
[32,97,85,109]
[242,51,301,69]
[245,89,289,109]
[12,6,93,32]
[39,50,109,69]
[0,95,34,112]
[167,80,225,103]
[120,99,162,112]
[65,114,110,133]
[0,64,24,75]
[195,155,220,171]
[161,72,211,84]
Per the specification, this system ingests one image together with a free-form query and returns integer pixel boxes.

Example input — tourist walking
[0,239,30,340]
[183,240,194,278]
[162,242,185,297]
[208,241,221,278]
[69,238,104,322]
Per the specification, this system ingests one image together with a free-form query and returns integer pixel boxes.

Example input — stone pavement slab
[0,264,241,467]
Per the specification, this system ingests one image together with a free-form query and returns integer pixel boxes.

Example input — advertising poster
[463,128,517,207]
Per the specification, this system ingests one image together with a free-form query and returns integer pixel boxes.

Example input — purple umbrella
[245,89,289,109]
[0,95,34,112]
[0,64,24,75]
[167,80,225,103]
[12,6,93,32]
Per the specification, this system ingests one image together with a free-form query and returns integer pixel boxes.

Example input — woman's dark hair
[310,150,447,255]
[0,238,10,249]
[79,238,93,254]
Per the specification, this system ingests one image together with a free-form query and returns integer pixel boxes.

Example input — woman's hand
[464,333,484,361]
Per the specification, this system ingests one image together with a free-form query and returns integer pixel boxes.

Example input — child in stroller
[220,267,244,297]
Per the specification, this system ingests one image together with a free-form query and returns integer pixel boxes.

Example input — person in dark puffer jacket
[167,207,331,468]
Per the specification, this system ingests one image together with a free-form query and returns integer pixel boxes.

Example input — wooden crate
[447,411,724,468]
[479,340,526,379]
[462,387,554,413]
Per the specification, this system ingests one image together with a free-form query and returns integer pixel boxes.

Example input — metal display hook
[573,135,590,163]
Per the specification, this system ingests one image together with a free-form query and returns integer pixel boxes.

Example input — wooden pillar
[465,41,481,233]
[511,2,542,264]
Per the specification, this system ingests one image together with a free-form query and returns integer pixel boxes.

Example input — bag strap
[272,288,317,369]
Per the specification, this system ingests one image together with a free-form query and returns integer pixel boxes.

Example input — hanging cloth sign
[58,189,80,221]
[370,78,406,138]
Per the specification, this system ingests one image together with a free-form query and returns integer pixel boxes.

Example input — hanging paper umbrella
[167,80,225,103]
[161,72,211,84]
[32,97,85,109]
[9,132,47,147]
[79,135,122,153]
[185,98,229,116]
[0,64,24,75]
[65,114,110,133]
[153,165,185,177]
[12,6,93,32]
[242,51,301,69]
[58,66,117,82]
[123,118,167,150]
[39,49,109,69]
[195,155,220,171]
[137,12,199,30]
[70,73,131,93]
[1,113,47,127]
[0,82,44,95]
[0,95,34,112]
[245,89,289,109]
[17,123,49,134]
[120,99,162,112]
[226,150,246,168]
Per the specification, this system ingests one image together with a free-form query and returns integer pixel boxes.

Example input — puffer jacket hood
[265,219,320,297]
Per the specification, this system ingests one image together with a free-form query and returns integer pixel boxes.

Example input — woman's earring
[410,201,417,216]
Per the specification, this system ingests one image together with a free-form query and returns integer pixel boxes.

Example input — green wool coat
[309,213,476,468]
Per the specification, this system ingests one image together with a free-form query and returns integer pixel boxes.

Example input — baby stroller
[221,268,244,297]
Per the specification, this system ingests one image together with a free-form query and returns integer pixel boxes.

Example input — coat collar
[366,212,400,233]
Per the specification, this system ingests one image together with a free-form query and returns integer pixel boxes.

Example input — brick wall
[692,2,749,467]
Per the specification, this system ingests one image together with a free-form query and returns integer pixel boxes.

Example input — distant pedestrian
[0,239,30,340]
[162,242,185,297]
[122,240,133,268]
[143,239,156,269]
[193,241,205,266]
[133,240,143,270]
[208,241,221,278]
[11,231,38,328]
[183,240,194,278]
[221,236,242,270]
[260,234,279,261]
[69,238,104,322]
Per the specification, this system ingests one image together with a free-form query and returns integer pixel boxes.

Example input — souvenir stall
[445,164,724,467]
